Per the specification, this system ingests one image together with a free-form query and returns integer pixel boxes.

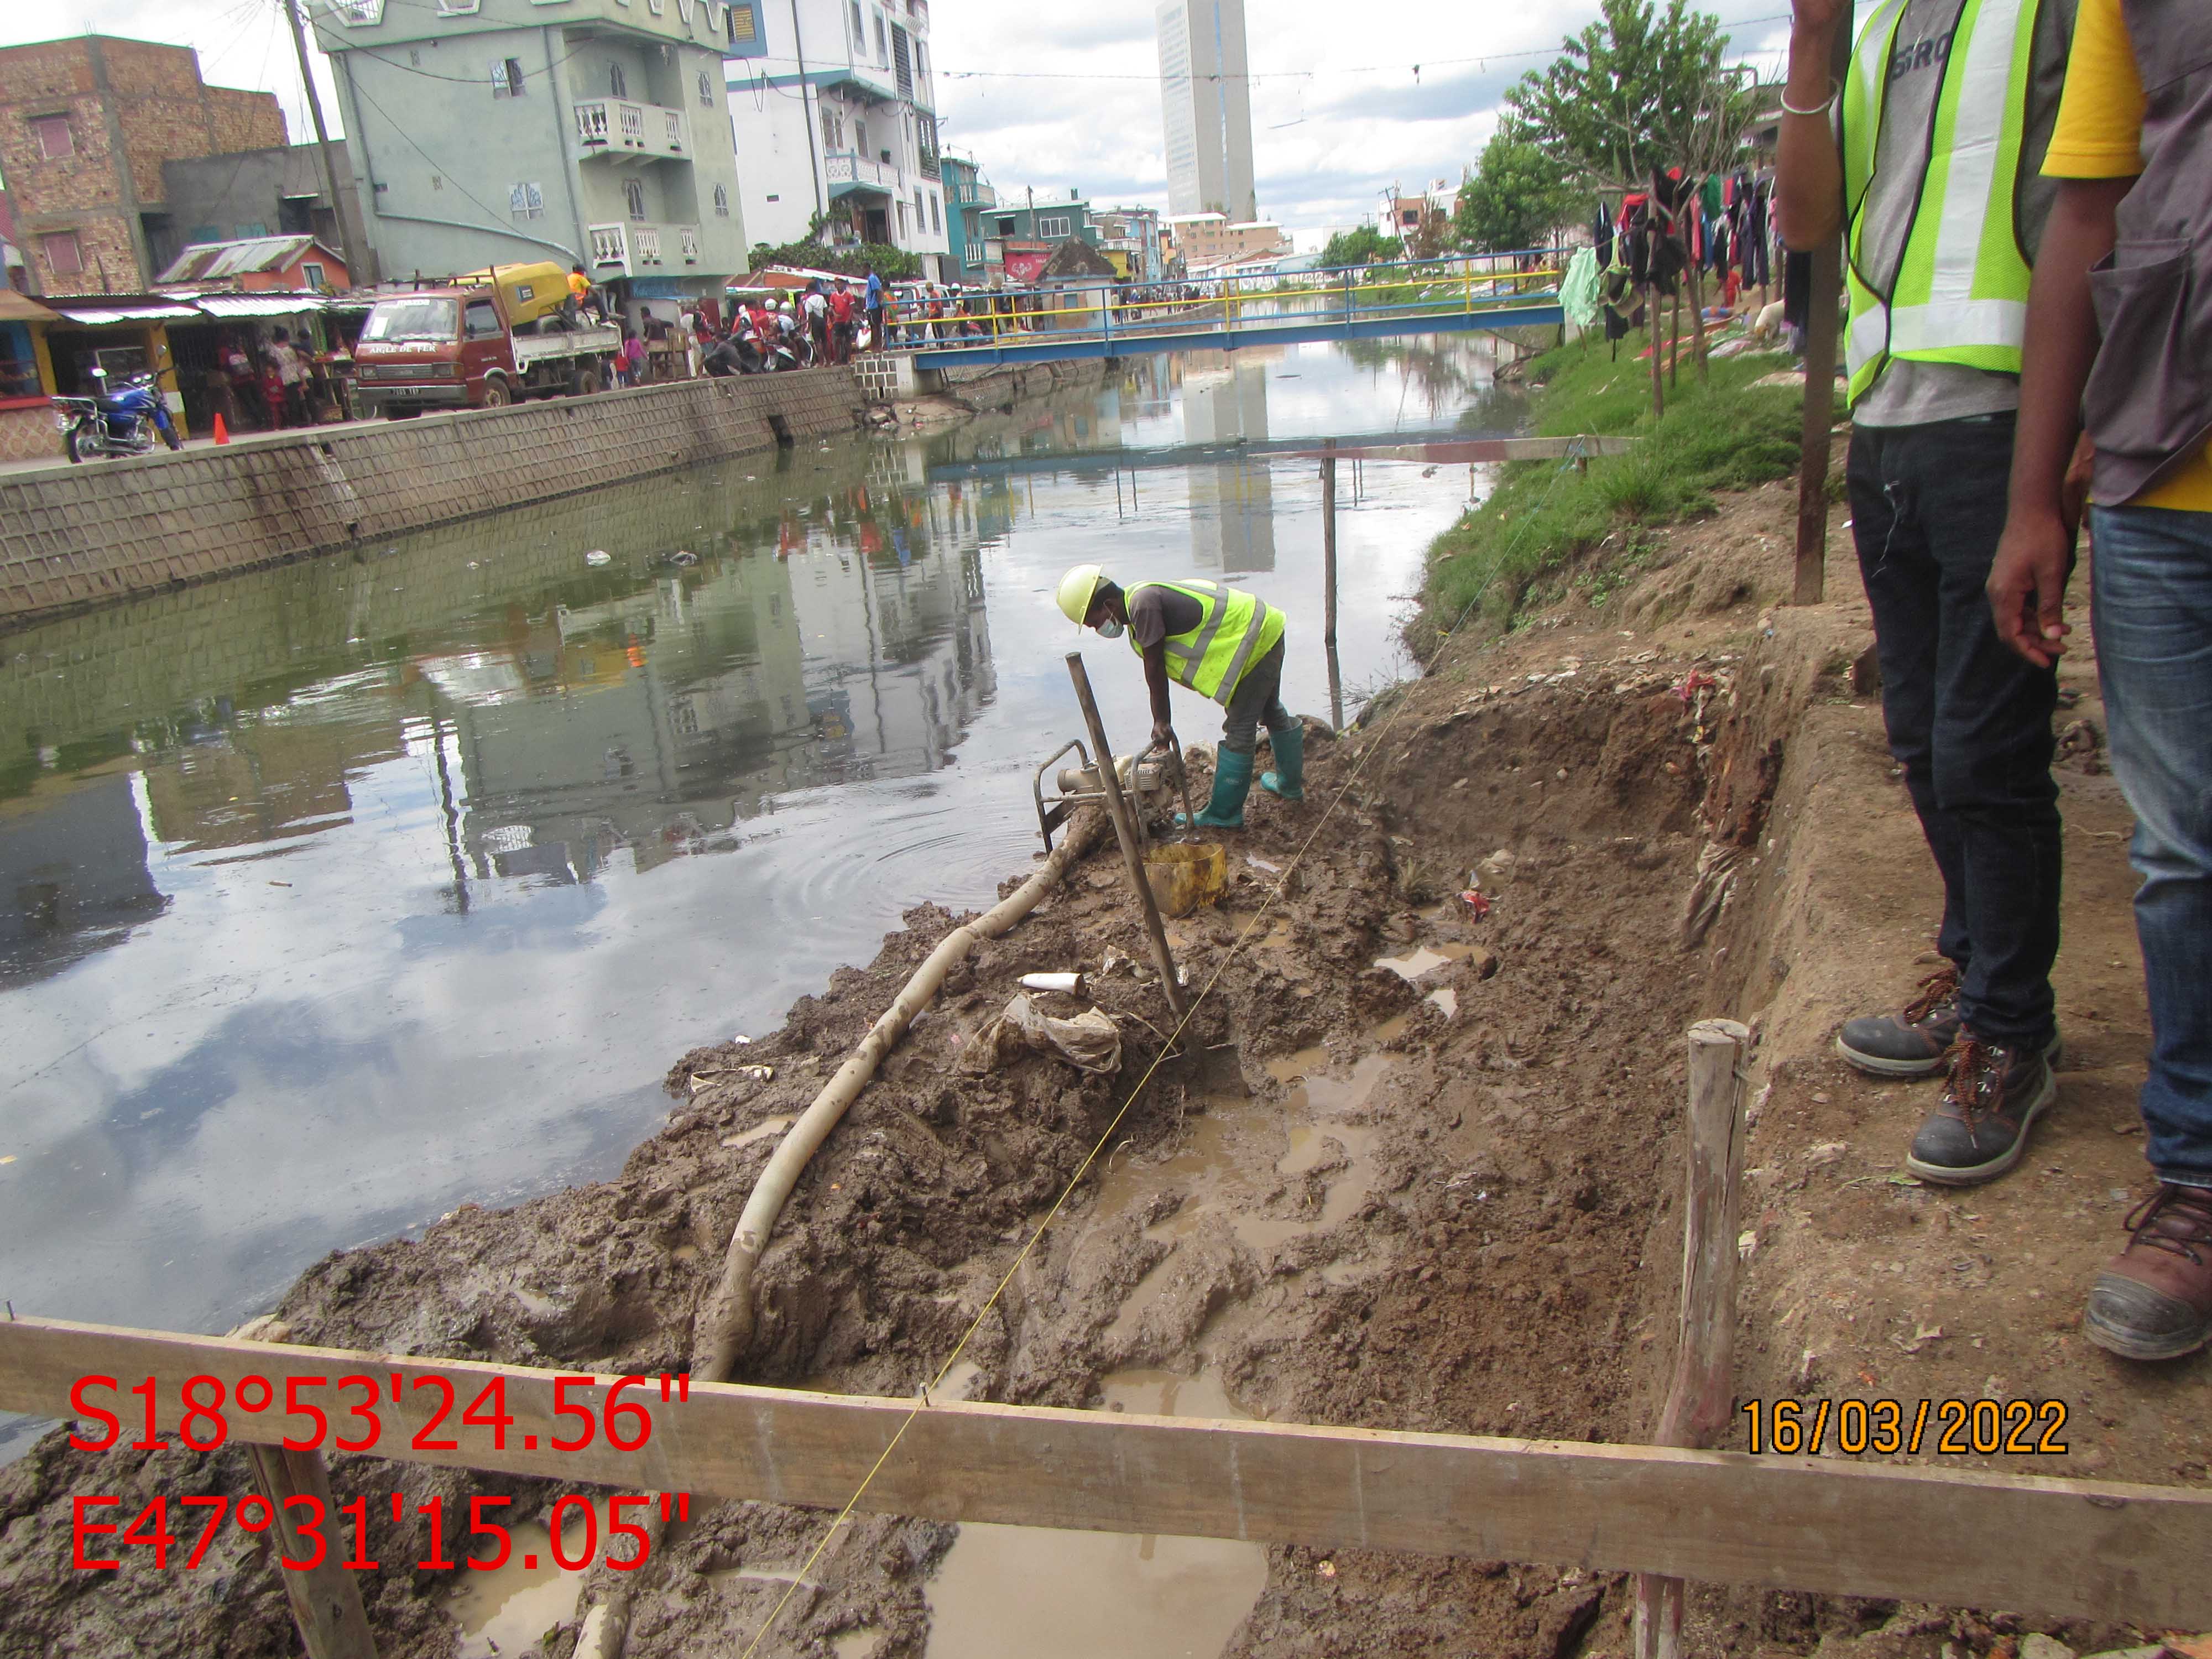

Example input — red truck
[351,263,622,418]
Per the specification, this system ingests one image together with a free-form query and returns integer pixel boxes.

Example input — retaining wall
[0,368,863,626]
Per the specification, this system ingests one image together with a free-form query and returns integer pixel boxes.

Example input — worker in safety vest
[1773,0,2077,1185]
[1055,564,1302,830]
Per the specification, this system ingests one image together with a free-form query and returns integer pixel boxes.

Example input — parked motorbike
[54,367,181,462]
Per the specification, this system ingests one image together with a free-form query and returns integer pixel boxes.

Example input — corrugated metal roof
[193,293,330,318]
[154,234,327,284]
[52,304,202,324]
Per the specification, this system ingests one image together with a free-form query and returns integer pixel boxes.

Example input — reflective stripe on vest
[1839,0,2039,405]
[1126,578,1285,706]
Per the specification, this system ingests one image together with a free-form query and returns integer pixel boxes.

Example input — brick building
[0,35,288,298]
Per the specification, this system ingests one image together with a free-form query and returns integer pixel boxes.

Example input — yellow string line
[735,449,1585,1658]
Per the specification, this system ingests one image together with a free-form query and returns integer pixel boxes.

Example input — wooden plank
[3,1314,2208,1629]
[247,1444,380,1659]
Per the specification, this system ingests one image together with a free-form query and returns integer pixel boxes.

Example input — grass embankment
[1422,336,1832,637]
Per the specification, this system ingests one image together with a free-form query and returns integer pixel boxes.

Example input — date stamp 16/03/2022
[64,1369,695,1576]
[1741,1396,2070,1458]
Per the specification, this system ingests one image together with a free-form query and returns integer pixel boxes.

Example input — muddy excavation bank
[3,472,2202,1659]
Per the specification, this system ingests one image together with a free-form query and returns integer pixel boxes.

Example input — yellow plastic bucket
[1144,841,1227,918]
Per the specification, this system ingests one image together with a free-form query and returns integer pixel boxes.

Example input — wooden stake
[1634,1018,1753,1659]
[1066,652,1188,1020]
[1321,437,1342,731]
[1646,284,1665,417]
[1792,15,1854,605]
[247,1444,379,1659]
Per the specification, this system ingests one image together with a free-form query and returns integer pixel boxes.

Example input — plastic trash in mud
[963,994,1122,1076]
[585,550,613,567]
[1020,972,1086,995]
[1144,841,1227,919]
[1460,889,1491,920]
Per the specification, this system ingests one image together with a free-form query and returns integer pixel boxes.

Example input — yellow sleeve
[2043,0,2147,177]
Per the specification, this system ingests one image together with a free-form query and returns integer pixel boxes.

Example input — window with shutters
[891,24,911,97]
[929,194,940,234]
[849,0,864,49]
[30,114,72,159]
[873,13,888,66]
[729,1,758,45]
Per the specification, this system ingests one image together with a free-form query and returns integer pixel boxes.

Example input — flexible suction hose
[574,807,1106,1659]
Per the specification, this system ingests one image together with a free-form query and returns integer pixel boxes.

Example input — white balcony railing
[587,221,702,276]
[823,151,898,192]
[574,98,689,161]
[589,222,630,276]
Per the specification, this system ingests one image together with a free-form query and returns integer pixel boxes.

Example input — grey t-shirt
[1129,583,1204,650]
[1849,0,2074,427]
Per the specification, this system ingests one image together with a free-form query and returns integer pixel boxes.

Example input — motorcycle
[54,367,182,462]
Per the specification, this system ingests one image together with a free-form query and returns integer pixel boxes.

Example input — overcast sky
[3,0,1793,247]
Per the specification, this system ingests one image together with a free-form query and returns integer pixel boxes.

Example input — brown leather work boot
[2084,1184,2212,1361]
[1903,1033,2056,1186]
[1838,966,1964,1078]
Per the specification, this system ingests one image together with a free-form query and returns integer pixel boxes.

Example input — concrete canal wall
[0,369,864,627]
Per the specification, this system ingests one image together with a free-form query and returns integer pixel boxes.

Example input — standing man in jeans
[1990,0,2212,1360]
[1775,0,2075,1183]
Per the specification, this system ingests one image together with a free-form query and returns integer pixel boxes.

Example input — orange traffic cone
[212,413,229,445]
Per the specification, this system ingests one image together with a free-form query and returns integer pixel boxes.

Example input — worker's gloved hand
[1152,719,1175,750]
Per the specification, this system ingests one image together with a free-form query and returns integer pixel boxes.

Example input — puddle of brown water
[925,1370,1266,1659]
[1373,943,1471,982]
[443,1514,589,1659]
[721,1115,795,1151]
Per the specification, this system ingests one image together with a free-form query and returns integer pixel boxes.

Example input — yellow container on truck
[458,262,570,328]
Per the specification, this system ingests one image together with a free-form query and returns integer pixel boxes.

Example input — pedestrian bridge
[888,255,1567,369]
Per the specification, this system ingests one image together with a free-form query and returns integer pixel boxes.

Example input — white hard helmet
[1056,564,1106,627]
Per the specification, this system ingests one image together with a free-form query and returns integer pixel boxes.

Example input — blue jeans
[1849,417,2062,1049]
[2089,504,2212,1187]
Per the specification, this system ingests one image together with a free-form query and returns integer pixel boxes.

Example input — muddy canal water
[0,339,1520,1459]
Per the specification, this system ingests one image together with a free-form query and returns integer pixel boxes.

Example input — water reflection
[0,337,1514,1443]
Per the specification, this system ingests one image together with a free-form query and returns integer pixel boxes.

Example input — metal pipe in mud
[572,806,1110,1659]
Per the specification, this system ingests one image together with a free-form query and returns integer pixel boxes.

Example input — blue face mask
[1095,617,1124,639]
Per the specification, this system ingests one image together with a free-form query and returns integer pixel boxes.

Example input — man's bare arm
[1774,0,1851,249]
[1144,644,1175,743]
[1988,176,2132,667]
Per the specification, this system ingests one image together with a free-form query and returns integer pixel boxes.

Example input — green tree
[1319,224,1402,269]
[1454,136,1579,253]
[1501,0,1750,191]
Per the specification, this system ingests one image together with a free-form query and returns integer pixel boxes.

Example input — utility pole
[285,0,367,283]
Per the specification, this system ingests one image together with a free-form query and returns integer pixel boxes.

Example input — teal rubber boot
[1259,722,1305,801]
[1181,748,1254,830]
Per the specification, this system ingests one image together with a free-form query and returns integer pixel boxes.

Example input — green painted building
[312,0,754,309]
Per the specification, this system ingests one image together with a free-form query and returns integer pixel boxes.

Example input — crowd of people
[205,327,325,431]
[1777,0,2212,1360]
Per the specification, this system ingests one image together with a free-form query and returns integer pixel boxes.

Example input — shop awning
[51,304,201,324]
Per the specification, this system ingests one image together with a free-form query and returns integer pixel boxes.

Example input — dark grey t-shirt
[1128,583,1204,650]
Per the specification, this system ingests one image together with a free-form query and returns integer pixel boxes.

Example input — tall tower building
[1155,0,1256,223]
